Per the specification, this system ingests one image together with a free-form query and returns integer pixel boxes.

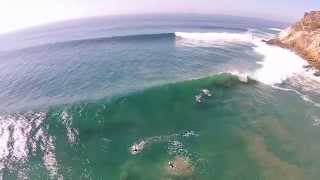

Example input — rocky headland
[267,11,320,70]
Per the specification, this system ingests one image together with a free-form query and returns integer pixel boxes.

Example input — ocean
[0,14,319,180]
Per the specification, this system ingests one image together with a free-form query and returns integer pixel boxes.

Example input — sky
[0,0,319,34]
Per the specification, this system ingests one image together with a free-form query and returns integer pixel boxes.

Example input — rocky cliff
[267,11,320,69]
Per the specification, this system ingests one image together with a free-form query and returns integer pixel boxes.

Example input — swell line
[0,33,176,55]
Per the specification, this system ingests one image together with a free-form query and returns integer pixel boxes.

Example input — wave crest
[175,31,307,85]
[175,32,254,43]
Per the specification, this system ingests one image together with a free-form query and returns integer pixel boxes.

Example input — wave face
[1,15,320,179]
[0,74,319,179]
[175,31,320,104]
[0,31,264,112]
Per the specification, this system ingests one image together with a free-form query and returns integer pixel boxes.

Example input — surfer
[195,89,212,103]
[165,156,194,177]
[130,140,146,155]
[195,95,202,103]
[133,146,138,153]
[168,161,175,169]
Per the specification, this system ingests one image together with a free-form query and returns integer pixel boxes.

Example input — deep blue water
[0,14,286,112]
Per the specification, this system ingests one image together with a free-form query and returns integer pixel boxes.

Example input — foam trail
[272,85,320,107]
[129,131,198,155]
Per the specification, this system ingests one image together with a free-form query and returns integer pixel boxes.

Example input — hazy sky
[0,0,319,34]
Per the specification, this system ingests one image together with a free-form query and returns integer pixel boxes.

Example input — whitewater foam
[252,41,307,85]
[0,112,62,179]
[312,117,320,127]
[175,31,307,85]
[174,31,320,107]
[228,71,250,83]
[268,28,283,32]
[175,32,254,43]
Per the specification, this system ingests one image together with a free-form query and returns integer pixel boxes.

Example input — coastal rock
[267,11,320,69]
[313,71,320,77]
[303,64,313,69]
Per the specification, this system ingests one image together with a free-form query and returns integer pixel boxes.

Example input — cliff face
[268,11,320,69]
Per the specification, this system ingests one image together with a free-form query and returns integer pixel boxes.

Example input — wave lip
[268,28,283,32]
[175,32,254,43]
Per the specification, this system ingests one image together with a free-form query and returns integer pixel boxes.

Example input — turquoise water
[0,15,319,179]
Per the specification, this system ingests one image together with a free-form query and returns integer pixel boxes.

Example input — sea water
[0,14,319,180]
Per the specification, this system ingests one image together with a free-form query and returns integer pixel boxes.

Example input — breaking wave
[268,28,283,32]
[175,32,254,42]
[174,31,320,107]
[175,31,306,85]
[252,41,307,85]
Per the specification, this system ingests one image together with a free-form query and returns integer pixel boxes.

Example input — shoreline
[266,39,320,70]
[266,11,320,72]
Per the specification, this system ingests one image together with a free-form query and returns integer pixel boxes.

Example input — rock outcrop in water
[267,11,320,69]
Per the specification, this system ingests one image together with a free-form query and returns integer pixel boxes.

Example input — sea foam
[175,32,254,43]
[175,31,307,85]
[268,28,283,32]
[252,41,307,85]
[175,31,320,107]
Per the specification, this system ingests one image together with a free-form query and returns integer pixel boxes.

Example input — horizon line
[0,12,294,36]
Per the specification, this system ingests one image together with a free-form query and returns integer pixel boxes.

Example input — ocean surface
[0,14,320,180]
